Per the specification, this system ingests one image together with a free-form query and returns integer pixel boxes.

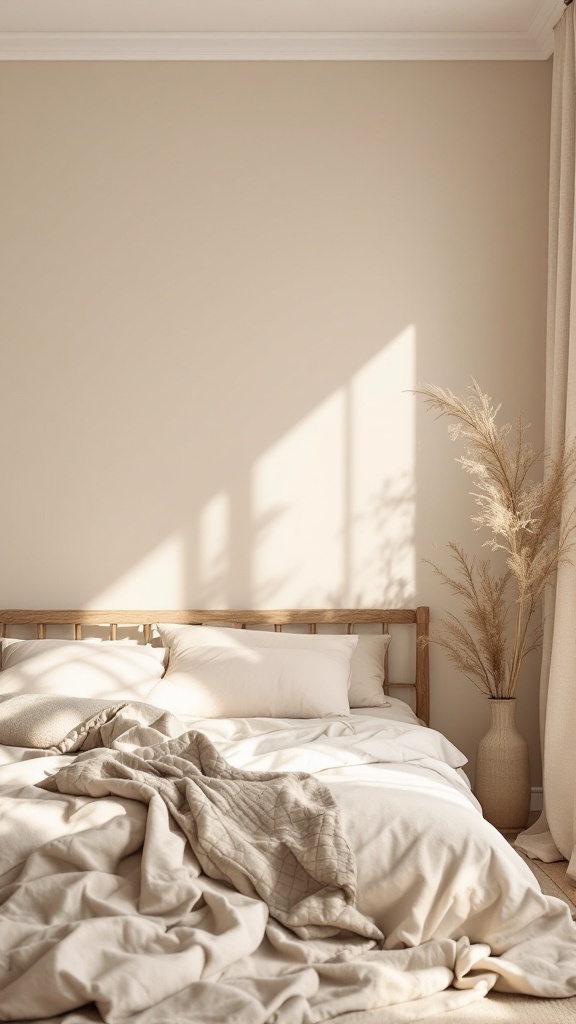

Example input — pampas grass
[416,380,576,698]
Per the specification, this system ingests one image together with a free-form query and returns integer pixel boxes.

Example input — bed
[0,606,574,1024]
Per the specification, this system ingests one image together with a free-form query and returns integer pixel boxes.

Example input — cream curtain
[516,4,576,879]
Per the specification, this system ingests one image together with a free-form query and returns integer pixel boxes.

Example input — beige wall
[0,60,551,783]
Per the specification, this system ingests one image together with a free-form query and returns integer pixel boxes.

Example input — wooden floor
[422,992,576,1023]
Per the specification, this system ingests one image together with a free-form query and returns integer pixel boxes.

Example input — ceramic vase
[474,697,530,830]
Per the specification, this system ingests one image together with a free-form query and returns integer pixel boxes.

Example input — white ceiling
[0,0,568,61]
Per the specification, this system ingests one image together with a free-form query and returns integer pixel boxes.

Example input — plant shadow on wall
[370,475,416,607]
[324,474,416,610]
[414,380,576,831]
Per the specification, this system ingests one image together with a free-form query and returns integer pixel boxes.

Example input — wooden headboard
[0,607,430,725]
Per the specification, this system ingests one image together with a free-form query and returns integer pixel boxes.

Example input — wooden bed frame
[0,607,430,725]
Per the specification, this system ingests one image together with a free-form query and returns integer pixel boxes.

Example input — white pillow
[155,623,387,707]
[0,639,165,701]
[156,623,358,658]
[146,643,352,719]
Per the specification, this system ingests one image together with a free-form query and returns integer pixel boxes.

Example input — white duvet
[0,700,575,1024]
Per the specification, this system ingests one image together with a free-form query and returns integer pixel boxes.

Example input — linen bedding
[0,696,575,1024]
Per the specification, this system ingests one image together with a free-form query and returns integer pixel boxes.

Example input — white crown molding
[530,0,566,57]
[0,17,566,62]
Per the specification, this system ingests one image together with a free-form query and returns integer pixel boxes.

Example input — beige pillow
[0,639,165,701]
[350,634,391,707]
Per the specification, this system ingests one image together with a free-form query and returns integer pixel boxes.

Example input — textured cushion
[146,643,352,719]
[0,693,125,749]
[0,639,165,701]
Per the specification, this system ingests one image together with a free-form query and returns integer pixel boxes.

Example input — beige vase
[474,698,530,830]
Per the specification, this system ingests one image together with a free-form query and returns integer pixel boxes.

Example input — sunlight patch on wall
[87,533,185,609]
[85,331,416,612]
[251,390,346,606]
[350,326,416,606]
[198,491,230,607]
[250,326,416,607]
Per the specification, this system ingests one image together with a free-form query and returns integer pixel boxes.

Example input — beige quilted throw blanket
[40,704,378,942]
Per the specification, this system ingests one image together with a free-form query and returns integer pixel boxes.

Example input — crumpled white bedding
[0,702,575,1024]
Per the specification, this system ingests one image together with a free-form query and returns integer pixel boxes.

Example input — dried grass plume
[415,380,576,698]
